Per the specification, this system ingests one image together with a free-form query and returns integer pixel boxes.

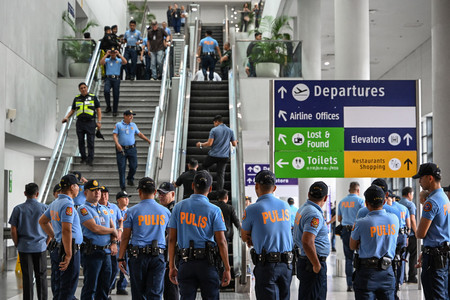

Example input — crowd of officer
[9,159,450,299]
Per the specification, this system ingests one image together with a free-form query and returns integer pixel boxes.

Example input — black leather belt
[179,248,207,260]
[203,52,214,56]
[299,255,327,262]
[359,257,392,269]
[422,245,450,255]
[92,244,109,251]
[138,246,164,255]
[106,75,120,79]
[253,251,294,263]
[56,242,80,251]
[343,225,353,231]
[121,144,136,149]
[127,45,136,49]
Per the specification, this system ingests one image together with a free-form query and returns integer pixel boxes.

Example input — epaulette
[89,93,95,96]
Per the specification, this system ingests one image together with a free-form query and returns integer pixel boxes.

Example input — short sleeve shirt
[124,29,142,46]
[113,121,140,146]
[168,194,226,249]
[78,203,113,252]
[421,188,450,247]
[124,199,171,248]
[242,194,293,254]
[43,194,83,244]
[199,36,218,53]
[338,194,365,226]
[208,124,236,158]
[175,170,196,198]
[73,185,86,207]
[105,57,122,76]
[392,201,410,228]
[8,199,48,253]
[294,200,330,257]
[289,204,298,227]
[104,202,123,230]
[351,210,399,259]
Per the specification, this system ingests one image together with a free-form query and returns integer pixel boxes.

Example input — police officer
[112,109,151,191]
[337,181,365,292]
[174,158,198,199]
[100,47,127,116]
[168,170,231,299]
[118,177,170,298]
[212,189,241,242]
[196,30,222,81]
[78,180,118,299]
[39,174,83,300]
[71,171,88,208]
[157,182,179,300]
[398,186,418,283]
[115,191,131,295]
[53,183,61,199]
[62,82,102,166]
[287,197,298,232]
[123,20,142,81]
[242,170,293,300]
[413,163,450,299]
[350,185,399,299]
[294,181,330,300]
[9,183,48,300]
[356,179,398,219]
[99,186,124,295]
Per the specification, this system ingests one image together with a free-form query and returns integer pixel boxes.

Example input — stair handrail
[38,41,102,203]
[145,46,171,179]
[190,19,202,76]
[169,45,189,197]
[229,44,247,285]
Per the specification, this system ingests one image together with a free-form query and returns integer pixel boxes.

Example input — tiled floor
[1,253,425,299]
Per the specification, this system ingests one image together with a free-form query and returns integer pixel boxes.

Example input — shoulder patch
[221,212,225,222]
[352,224,355,231]
[124,213,127,221]
[80,207,88,216]
[66,207,73,216]
[242,210,246,221]
[423,201,432,212]
[310,217,320,228]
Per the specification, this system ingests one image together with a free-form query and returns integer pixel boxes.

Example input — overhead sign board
[271,80,419,178]
[245,163,298,186]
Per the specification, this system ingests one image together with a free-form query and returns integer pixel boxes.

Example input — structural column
[298,0,321,80]
[334,0,371,278]
[431,0,450,167]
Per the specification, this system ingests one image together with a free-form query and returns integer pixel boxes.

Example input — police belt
[56,242,81,251]
[91,244,109,251]
[121,144,136,149]
[398,227,408,235]
[358,257,392,270]
[128,245,164,256]
[343,225,353,231]
[253,251,294,264]
[179,248,207,260]
[106,75,120,79]
[422,244,450,256]
[299,255,327,262]
[127,45,136,49]
[202,52,215,56]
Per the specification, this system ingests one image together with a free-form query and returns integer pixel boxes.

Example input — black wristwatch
[118,258,125,262]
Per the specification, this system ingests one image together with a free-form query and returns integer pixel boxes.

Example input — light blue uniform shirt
[392,201,409,228]
[103,202,122,231]
[294,200,330,257]
[242,193,293,254]
[208,124,236,158]
[124,199,171,248]
[338,194,365,226]
[78,203,113,253]
[105,57,122,76]
[351,209,399,259]
[289,204,298,227]
[165,27,171,36]
[9,198,48,253]
[73,185,86,207]
[113,121,140,146]
[357,203,398,220]
[168,194,226,249]
[399,197,416,235]
[44,194,83,244]
[421,188,450,247]
[124,29,142,46]
[199,36,218,53]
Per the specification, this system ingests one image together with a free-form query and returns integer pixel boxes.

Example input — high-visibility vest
[75,94,96,118]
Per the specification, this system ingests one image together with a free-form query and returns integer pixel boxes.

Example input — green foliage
[61,11,98,63]
[128,0,156,29]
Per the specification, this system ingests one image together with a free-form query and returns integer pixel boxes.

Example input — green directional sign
[274,151,344,178]
[274,127,344,151]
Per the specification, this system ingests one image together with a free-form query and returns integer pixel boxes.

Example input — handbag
[243,15,250,22]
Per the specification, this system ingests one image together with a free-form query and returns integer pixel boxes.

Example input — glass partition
[57,38,97,78]
[235,40,302,78]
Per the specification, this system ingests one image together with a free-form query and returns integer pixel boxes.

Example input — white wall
[379,38,432,116]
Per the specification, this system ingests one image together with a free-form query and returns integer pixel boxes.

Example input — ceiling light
[231,7,235,11]
[40,157,47,161]
[324,61,330,66]
[234,11,237,14]
[231,21,233,24]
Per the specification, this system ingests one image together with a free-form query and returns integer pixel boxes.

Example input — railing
[145,46,172,179]
[228,45,248,285]
[170,45,190,202]
[39,42,102,203]
[190,19,202,76]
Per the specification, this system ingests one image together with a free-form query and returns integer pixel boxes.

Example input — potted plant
[247,15,292,77]
[61,11,98,77]
[128,0,156,32]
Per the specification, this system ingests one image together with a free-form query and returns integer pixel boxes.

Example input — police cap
[255,170,276,185]
[412,162,441,180]
[194,170,213,189]
[85,180,101,191]
[364,185,386,207]
[309,181,328,199]
[372,178,388,193]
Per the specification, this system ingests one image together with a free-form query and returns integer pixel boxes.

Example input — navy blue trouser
[201,55,216,81]
[178,259,220,300]
[19,251,47,300]
[341,227,354,287]
[297,259,327,300]
[116,147,138,190]
[145,53,151,80]
[202,156,228,191]
[174,18,181,33]
[254,262,292,300]
[395,233,407,288]
[104,77,120,113]
[354,266,395,300]
[50,248,80,300]
[80,250,112,300]
[116,251,128,291]
[128,254,165,299]
[124,47,138,78]
[421,253,449,300]
[76,119,96,161]
[110,253,119,291]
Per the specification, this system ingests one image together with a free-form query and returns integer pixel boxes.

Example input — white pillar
[298,0,321,79]
[334,0,370,279]
[432,0,450,167]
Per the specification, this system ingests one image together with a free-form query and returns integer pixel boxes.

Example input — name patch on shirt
[50,210,60,221]
[370,224,396,237]
[138,214,166,226]
[180,212,207,228]
[341,201,355,208]
[294,212,302,225]
[261,209,289,224]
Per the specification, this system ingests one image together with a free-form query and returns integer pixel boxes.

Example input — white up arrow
[278,110,287,122]
[278,134,287,145]
[278,86,287,99]
[277,159,289,168]
[403,133,413,146]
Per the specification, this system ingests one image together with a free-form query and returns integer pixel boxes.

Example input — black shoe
[332,248,336,252]
[104,106,111,113]
[117,290,129,295]
[80,158,86,164]
[87,160,94,166]
[127,180,134,186]
[121,188,127,192]
[347,286,353,292]
[113,112,118,117]
[407,277,418,283]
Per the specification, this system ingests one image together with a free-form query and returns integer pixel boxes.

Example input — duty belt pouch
[353,254,361,271]
[432,253,446,269]
[82,237,93,255]
[380,257,391,270]
[250,248,258,265]
[335,224,343,236]
[304,258,314,273]
[205,242,217,266]
[128,245,139,258]
[151,240,159,256]
[47,239,58,253]
[59,238,77,261]
[283,252,294,264]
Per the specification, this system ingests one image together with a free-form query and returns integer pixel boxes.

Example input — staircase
[171,26,185,76]
[68,81,161,206]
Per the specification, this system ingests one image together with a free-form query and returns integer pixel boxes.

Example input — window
[421,114,433,163]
